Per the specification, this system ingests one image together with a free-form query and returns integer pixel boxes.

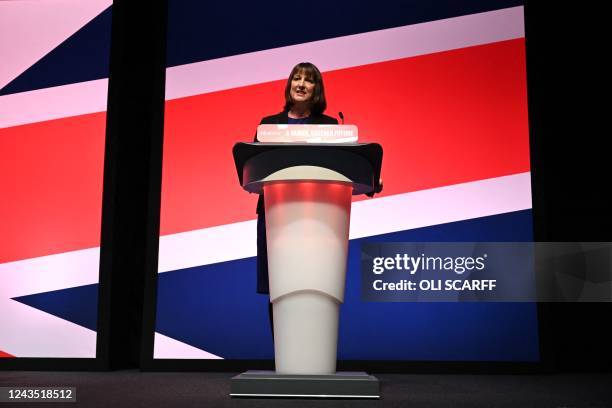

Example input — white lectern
[231,142,382,398]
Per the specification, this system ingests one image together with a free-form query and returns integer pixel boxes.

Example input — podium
[231,142,382,398]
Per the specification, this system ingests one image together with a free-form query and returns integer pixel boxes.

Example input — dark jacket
[259,110,339,126]
[255,111,339,294]
[254,111,339,214]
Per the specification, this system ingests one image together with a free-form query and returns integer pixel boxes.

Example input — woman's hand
[366,177,383,197]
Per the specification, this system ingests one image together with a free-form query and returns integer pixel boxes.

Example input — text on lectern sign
[256,124,358,143]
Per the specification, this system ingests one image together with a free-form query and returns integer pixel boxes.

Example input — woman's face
[290,70,315,104]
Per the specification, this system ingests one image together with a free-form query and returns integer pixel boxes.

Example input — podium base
[230,370,379,399]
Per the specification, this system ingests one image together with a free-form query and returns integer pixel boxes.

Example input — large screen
[154,1,539,361]
[0,0,112,359]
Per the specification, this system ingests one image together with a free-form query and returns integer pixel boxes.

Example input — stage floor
[1,370,611,407]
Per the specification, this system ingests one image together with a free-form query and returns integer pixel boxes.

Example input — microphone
[338,111,345,124]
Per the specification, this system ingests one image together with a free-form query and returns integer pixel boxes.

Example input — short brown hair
[283,62,327,114]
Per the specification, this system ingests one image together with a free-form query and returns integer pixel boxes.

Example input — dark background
[96,0,612,372]
[524,2,611,371]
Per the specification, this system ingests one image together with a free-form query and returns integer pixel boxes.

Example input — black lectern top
[232,142,383,195]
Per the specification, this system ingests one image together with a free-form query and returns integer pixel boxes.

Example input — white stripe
[0,298,96,357]
[157,219,257,274]
[0,248,100,357]
[0,78,108,129]
[0,247,100,298]
[349,172,532,240]
[153,332,222,359]
[158,172,532,273]
[165,6,524,101]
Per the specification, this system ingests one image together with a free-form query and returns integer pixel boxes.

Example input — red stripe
[0,113,106,263]
[0,350,15,358]
[161,39,530,235]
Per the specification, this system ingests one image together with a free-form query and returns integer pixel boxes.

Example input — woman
[258,62,338,128]
[255,62,338,298]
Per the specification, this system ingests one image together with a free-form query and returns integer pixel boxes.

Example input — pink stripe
[0,78,108,129]
[166,6,524,100]
[0,0,111,90]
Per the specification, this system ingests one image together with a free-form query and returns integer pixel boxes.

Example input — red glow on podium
[263,181,353,208]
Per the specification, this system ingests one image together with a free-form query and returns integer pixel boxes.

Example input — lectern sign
[256,124,358,143]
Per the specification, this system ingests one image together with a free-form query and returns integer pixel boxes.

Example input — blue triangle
[155,210,539,361]
[0,6,112,96]
[12,284,98,331]
[156,257,275,359]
